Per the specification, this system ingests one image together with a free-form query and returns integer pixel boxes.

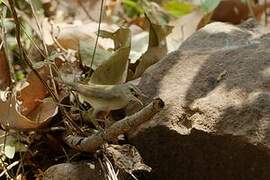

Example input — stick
[64,97,164,153]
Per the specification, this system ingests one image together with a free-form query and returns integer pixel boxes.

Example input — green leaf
[163,0,194,17]
[90,47,130,85]
[79,41,112,70]
[4,144,15,159]
[16,71,25,81]
[1,134,27,159]
[201,0,221,13]
[123,0,144,17]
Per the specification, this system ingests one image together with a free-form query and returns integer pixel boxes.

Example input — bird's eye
[129,87,136,94]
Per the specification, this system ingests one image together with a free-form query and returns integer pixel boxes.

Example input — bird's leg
[95,110,110,129]
[103,111,113,129]
[86,108,103,131]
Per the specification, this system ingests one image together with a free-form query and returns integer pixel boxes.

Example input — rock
[128,20,270,180]
[43,161,105,180]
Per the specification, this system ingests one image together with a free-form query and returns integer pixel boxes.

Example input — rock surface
[129,19,270,180]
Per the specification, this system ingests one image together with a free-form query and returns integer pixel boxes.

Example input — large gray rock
[129,20,270,180]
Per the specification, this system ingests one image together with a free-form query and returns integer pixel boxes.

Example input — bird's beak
[131,96,144,106]
[139,92,148,98]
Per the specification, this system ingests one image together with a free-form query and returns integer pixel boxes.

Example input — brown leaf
[90,47,130,85]
[133,46,167,79]
[18,66,51,116]
[27,97,58,125]
[106,144,151,175]
[0,94,58,130]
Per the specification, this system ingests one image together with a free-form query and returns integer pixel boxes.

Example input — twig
[88,0,105,77]
[64,97,164,153]
[78,0,95,21]
[0,160,19,178]
[0,6,15,88]
[100,154,118,180]
[28,0,48,56]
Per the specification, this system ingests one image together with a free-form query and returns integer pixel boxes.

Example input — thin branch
[78,0,95,21]
[88,0,105,77]
[28,0,48,56]
[64,98,165,153]
[0,6,15,88]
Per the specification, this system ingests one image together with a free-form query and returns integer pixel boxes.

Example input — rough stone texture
[128,20,270,180]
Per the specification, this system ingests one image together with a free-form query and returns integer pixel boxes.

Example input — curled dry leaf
[142,0,171,26]
[99,27,131,50]
[18,66,51,115]
[26,97,59,125]
[133,46,167,79]
[89,47,130,85]
[106,144,151,176]
[131,14,173,80]
[0,62,60,130]
[0,94,58,130]
[89,27,131,85]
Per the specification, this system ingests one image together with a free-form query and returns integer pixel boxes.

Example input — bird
[60,79,146,129]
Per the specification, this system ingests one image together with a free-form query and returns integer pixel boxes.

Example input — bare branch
[64,97,165,153]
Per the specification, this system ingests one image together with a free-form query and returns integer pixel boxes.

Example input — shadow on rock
[130,126,270,180]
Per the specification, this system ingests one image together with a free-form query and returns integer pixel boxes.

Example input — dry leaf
[55,23,117,50]
[106,144,151,176]
[133,46,167,79]
[79,41,112,70]
[99,27,131,50]
[18,66,51,115]
[142,0,171,26]
[131,14,173,79]
[26,97,58,124]
[0,93,58,130]
[90,46,130,85]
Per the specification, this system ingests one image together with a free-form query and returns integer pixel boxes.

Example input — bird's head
[126,84,147,105]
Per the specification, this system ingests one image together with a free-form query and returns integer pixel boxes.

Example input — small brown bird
[62,80,145,129]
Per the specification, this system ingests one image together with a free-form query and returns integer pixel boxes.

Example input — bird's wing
[66,82,123,99]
